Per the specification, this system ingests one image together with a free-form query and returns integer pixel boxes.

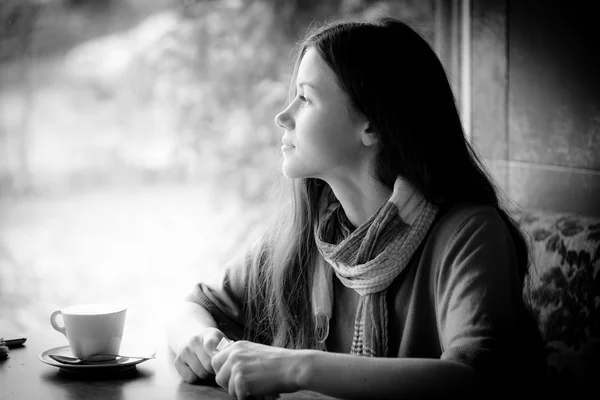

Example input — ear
[360,123,378,147]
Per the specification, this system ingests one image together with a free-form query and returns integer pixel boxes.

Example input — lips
[281,139,295,148]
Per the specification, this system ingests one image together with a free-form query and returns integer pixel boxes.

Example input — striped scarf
[312,177,438,357]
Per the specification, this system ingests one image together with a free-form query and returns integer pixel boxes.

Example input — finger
[185,352,211,380]
[194,345,215,375]
[210,347,227,374]
[229,370,237,399]
[214,356,232,391]
[203,330,226,356]
[199,330,225,374]
[211,338,241,372]
[174,357,201,383]
[185,333,217,377]
[176,351,211,381]
[232,372,251,400]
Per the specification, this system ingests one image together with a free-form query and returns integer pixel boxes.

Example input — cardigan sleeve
[436,207,527,372]
[184,235,265,341]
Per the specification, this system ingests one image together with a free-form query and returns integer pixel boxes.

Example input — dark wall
[472,0,600,216]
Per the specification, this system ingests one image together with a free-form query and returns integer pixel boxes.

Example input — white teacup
[50,304,127,360]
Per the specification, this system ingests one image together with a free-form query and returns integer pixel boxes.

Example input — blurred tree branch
[0,0,42,194]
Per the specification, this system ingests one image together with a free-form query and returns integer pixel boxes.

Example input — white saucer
[39,345,155,373]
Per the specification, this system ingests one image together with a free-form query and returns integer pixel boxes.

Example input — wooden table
[0,329,335,400]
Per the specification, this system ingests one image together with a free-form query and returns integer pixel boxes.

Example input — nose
[274,104,294,131]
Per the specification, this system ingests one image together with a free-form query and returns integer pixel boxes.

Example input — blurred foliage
[0,0,436,338]
[0,0,40,63]
[0,0,435,201]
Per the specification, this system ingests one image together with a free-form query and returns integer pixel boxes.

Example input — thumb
[202,328,226,356]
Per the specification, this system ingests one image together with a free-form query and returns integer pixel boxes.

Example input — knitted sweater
[185,203,547,395]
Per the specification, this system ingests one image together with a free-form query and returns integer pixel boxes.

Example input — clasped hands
[174,327,304,400]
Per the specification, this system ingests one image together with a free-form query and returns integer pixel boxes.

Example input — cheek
[314,120,362,158]
[295,104,364,161]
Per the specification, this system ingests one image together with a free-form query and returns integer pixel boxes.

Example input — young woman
[167,17,547,400]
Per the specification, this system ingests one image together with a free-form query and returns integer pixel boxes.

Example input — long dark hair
[244,17,530,349]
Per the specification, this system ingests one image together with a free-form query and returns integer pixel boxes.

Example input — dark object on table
[4,336,27,348]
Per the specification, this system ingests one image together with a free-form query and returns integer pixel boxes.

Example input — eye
[298,95,309,104]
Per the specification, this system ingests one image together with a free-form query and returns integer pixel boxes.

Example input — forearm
[295,350,479,400]
[166,301,218,355]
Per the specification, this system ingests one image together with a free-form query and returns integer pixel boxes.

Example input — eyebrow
[297,82,318,91]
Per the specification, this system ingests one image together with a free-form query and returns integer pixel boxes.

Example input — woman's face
[274,47,370,181]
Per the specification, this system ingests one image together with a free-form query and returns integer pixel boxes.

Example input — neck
[324,172,393,228]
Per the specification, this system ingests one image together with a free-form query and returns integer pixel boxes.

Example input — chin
[281,160,312,179]
[282,166,303,179]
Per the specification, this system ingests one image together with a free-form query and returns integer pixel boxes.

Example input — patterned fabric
[313,177,438,357]
[512,207,600,397]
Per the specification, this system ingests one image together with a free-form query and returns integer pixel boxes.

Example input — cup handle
[50,310,67,337]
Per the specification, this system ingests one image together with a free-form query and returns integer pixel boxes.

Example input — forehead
[297,48,338,89]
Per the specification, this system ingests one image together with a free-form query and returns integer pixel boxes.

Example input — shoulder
[422,203,521,301]
[432,203,506,234]
[425,203,513,257]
